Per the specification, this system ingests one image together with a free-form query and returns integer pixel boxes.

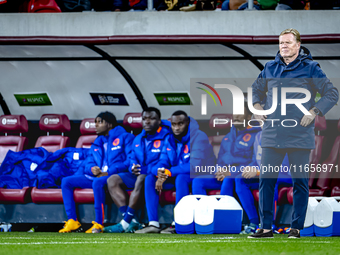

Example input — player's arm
[251,69,268,106]
[311,64,339,116]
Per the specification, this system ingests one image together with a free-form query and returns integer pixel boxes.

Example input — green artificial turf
[0,232,340,255]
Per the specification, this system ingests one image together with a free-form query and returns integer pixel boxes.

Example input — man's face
[142,111,161,133]
[232,112,252,130]
[95,117,111,135]
[279,33,300,59]
[171,115,189,137]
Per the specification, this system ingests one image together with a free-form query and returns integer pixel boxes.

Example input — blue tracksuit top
[83,125,134,178]
[129,122,170,175]
[217,125,261,173]
[35,147,90,188]
[152,117,216,176]
[252,46,338,149]
[0,147,51,188]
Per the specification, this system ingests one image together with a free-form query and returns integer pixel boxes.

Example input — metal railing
[248,0,253,9]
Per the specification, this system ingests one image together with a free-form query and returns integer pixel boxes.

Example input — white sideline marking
[1,237,33,239]
[0,237,237,241]
[0,240,332,245]
[0,241,109,245]
[210,237,237,239]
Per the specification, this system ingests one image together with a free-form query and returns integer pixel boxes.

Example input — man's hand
[215,168,231,182]
[300,109,316,127]
[155,178,165,192]
[91,166,101,176]
[253,103,267,121]
[157,168,168,181]
[131,163,141,176]
[242,166,258,179]
[97,172,108,178]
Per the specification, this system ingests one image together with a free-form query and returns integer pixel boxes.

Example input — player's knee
[107,175,122,189]
[92,178,104,190]
[175,174,189,187]
[61,176,72,189]
[144,174,155,187]
[235,180,243,194]
[235,177,243,187]
[192,179,204,193]
[135,174,146,190]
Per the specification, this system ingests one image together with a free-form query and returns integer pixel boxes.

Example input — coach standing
[249,28,339,238]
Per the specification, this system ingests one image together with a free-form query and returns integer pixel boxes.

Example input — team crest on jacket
[153,140,161,148]
[184,144,189,154]
[243,134,251,142]
[111,138,121,151]
[152,140,161,153]
[113,138,120,146]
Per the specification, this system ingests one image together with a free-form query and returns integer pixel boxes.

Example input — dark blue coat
[83,125,134,178]
[153,117,216,176]
[252,46,339,149]
[218,125,261,175]
[0,148,50,189]
[129,122,170,175]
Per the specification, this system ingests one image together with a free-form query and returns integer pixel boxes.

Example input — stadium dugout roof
[0,34,339,120]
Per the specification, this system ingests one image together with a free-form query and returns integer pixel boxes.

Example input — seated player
[192,102,261,198]
[135,111,215,234]
[104,107,170,233]
[59,112,134,233]
[237,130,292,234]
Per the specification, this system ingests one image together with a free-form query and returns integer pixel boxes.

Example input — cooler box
[174,195,206,234]
[314,197,340,237]
[300,197,319,237]
[194,195,243,234]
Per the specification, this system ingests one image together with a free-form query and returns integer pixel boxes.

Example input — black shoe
[248,229,273,239]
[288,228,300,238]
[160,225,176,234]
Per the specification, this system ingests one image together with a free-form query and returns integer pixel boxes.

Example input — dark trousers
[259,147,310,230]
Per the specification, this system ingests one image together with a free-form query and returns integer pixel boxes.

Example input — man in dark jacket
[249,28,339,239]
[59,112,134,234]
